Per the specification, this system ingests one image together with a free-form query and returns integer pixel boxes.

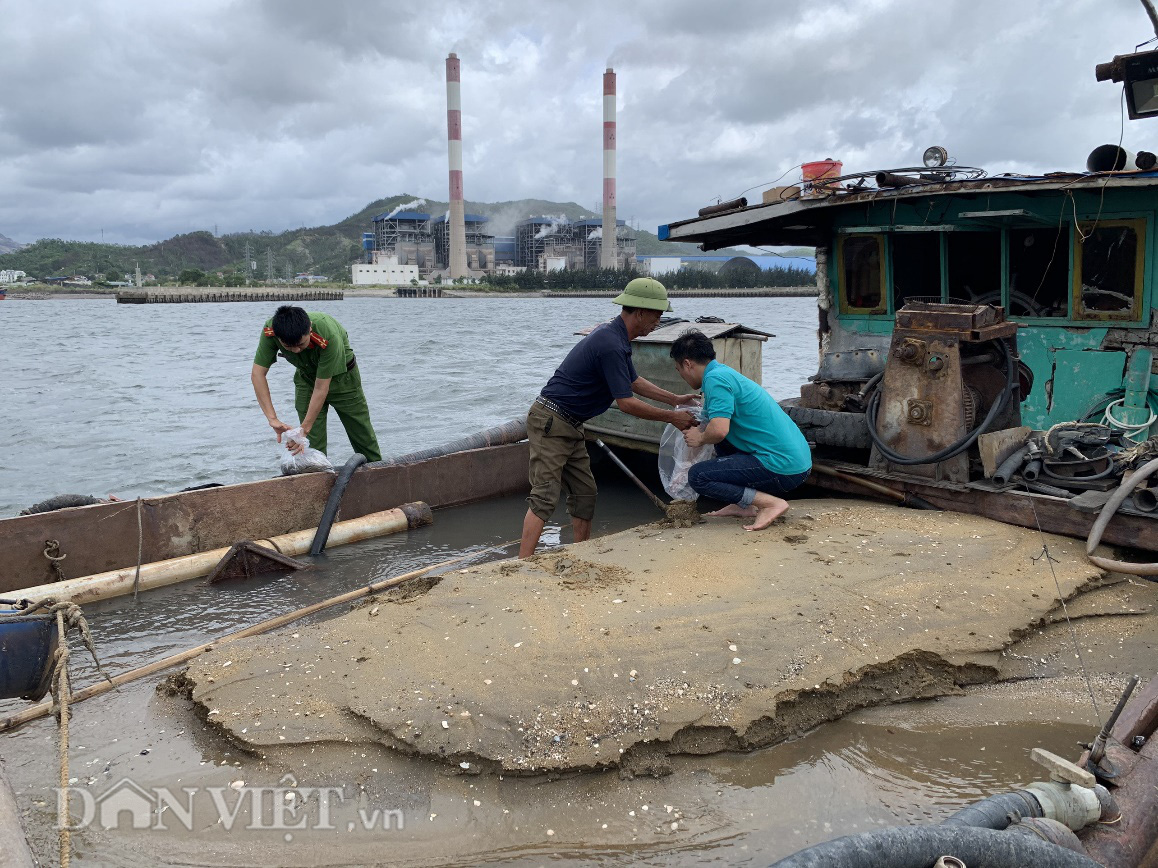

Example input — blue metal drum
[0,610,59,701]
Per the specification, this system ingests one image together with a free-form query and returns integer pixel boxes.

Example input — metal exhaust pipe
[1087,144,1158,172]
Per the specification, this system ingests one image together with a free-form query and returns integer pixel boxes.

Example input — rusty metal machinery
[868,303,1022,483]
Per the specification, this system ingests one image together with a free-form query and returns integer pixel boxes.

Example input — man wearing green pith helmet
[519,278,697,558]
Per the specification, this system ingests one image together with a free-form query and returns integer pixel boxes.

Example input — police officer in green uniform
[251,305,382,462]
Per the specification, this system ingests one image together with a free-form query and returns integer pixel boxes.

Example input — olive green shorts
[526,402,598,522]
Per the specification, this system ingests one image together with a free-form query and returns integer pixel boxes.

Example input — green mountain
[0,233,23,255]
[0,195,748,281]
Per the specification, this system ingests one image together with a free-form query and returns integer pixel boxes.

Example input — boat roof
[660,170,1158,250]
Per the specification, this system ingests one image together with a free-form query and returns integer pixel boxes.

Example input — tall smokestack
[600,67,617,270]
[446,53,468,279]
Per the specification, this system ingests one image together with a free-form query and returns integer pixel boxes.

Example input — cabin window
[1008,227,1070,318]
[891,234,941,309]
[839,234,886,314]
[946,232,1001,307]
[1073,220,1145,321]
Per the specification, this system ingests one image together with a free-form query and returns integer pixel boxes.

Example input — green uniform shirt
[254,312,355,386]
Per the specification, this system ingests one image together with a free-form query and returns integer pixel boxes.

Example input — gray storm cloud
[0,0,1149,245]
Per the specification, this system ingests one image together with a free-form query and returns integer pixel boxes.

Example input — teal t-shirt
[702,360,812,475]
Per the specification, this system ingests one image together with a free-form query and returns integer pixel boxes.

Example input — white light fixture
[922,146,949,168]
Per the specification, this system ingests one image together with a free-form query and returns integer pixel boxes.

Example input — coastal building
[351,254,420,286]
[371,210,436,279]
[0,270,26,283]
[430,213,495,273]
[513,217,635,271]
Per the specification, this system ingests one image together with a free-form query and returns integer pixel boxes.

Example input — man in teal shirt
[251,305,382,462]
[670,329,811,530]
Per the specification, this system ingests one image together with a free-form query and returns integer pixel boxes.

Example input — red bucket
[802,159,842,183]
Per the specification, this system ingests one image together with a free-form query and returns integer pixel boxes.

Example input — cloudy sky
[0,0,1153,246]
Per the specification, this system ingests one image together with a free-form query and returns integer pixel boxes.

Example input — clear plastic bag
[279,426,335,475]
[658,407,714,501]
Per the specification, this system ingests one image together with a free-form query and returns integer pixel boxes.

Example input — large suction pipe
[446,53,468,279]
[769,825,1099,868]
[1087,144,1158,172]
[600,68,618,269]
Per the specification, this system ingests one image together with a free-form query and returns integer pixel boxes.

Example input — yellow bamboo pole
[17,503,430,606]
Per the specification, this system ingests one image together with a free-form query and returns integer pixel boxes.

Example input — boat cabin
[661,168,1158,432]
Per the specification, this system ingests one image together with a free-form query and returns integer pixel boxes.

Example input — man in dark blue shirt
[520,278,696,557]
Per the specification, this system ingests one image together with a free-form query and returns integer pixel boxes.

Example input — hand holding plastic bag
[279,427,335,475]
[658,406,714,501]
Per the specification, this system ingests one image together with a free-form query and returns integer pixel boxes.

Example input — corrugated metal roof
[429,213,489,224]
[573,218,625,227]
[660,171,1158,249]
[372,211,431,222]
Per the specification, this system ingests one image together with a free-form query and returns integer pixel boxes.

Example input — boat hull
[1,441,530,594]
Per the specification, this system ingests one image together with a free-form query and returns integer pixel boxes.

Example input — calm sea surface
[1,296,819,516]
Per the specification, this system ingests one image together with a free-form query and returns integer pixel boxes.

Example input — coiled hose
[867,340,1015,466]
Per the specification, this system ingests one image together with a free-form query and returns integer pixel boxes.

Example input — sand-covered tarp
[183,500,1104,774]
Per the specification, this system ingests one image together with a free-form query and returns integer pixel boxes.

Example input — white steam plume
[383,198,427,220]
[534,214,567,239]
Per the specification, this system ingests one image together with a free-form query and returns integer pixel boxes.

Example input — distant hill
[0,233,23,255]
[0,195,749,281]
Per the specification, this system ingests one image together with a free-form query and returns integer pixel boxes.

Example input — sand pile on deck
[184,499,1105,775]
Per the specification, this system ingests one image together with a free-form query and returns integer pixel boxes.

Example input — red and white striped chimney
[446,52,468,279]
[600,67,617,269]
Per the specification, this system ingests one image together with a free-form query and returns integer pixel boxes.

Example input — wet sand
[183,500,1114,776]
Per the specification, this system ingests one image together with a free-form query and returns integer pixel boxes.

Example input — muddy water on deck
[1,486,1105,866]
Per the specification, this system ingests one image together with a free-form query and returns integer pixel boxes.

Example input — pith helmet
[613,277,673,312]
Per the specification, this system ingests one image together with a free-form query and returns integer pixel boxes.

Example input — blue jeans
[688,442,810,508]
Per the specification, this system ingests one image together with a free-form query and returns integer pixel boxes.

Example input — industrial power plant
[352,58,636,285]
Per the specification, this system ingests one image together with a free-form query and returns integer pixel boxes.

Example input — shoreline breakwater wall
[116,288,343,304]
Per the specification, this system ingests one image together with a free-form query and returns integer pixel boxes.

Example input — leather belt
[535,395,584,429]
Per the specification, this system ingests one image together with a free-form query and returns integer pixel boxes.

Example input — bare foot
[706,504,757,518]
[744,502,788,531]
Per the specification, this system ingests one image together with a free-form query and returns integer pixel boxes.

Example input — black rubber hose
[370,419,527,467]
[992,445,1030,486]
[309,453,367,556]
[1026,480,1075,498]
[1041,456,1116,482]
[867,340,1014,466]
[941,790,1042,829]
[769,824,1100,868]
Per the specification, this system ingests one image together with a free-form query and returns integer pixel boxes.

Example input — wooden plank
[978,426,1031,479]
[1111,673,1158,743]
[806,468,1158,553]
